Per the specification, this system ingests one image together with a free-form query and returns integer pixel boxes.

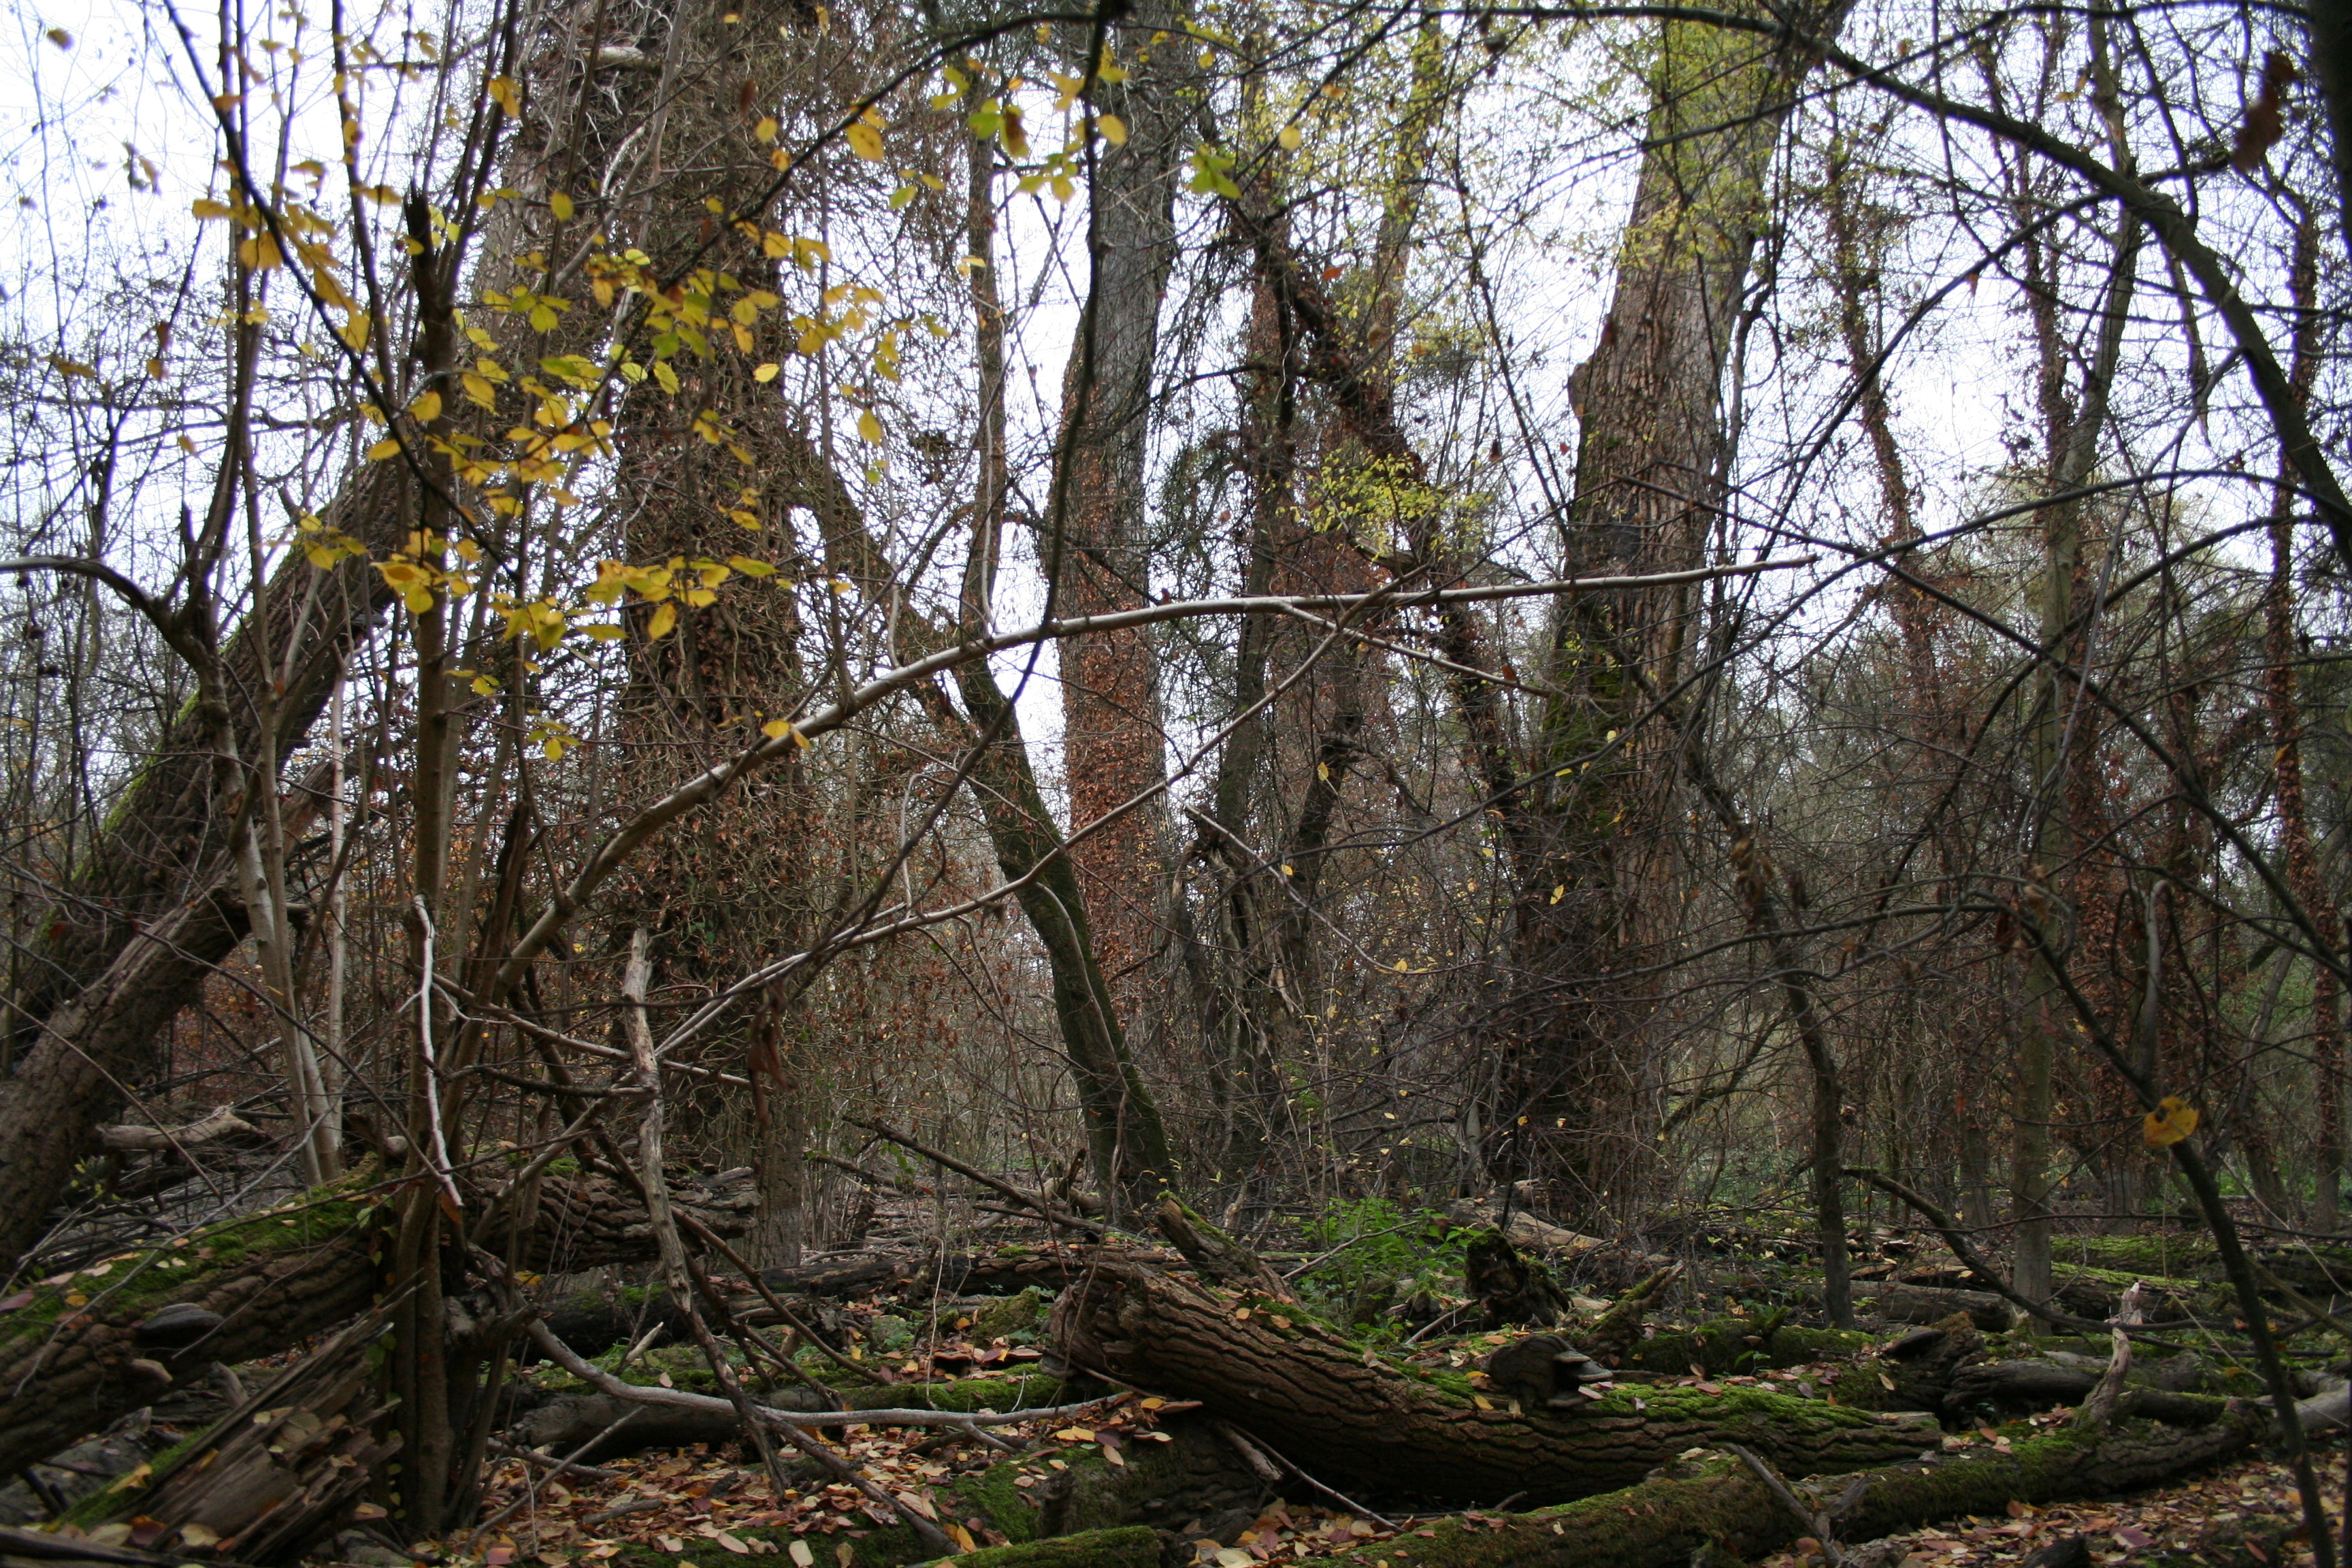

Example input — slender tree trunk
[2261,220,2340,1229]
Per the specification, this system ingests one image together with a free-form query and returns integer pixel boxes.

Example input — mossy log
[1049,1255,1937,1504]
[2064,1232,2352,1297]
[1296,1405,2270,1566]
[0,1169,753,1478]
[1622,1318,1873,1377]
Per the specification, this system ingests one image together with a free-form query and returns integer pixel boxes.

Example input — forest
[3,0,2352,1561]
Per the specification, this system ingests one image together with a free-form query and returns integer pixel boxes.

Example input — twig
[526,1318,956,1554]
[475,1416,638,1546]
[1725,1443,1842,1567]
[1214,1424,1399,1530]
[845,1117,1096,1231]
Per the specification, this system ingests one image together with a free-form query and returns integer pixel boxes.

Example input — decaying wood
[0,1167,753,1480]
[1865,1284,2010,1331]
[1049,1253,1937,1503]
[1465,1232,1573,1330]
[1298,1402,2278,1567]
[92,1110,265,1157]
[1580,1264,1680,1365]
[74,1311,399,1564]
[1156,1197,1293,1302]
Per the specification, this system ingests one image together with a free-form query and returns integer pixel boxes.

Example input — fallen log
[1294,1403,2275,1566]
[505,1371,1069,1458]
[69,1310,399,1563]
[1624,1317,1872,1378]
[1049,1254,1938,1504]
[1861,1283,2009,1330]
[0,1167,753,1480]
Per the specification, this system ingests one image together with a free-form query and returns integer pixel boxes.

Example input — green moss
[964,1290,1045,1343]
[1,1170,382,1352]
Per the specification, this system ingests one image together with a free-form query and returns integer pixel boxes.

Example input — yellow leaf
[1551,885,1566,904]
[857,410,884,444]
[753,362,781,382]
[580,623,625,641]
[365,438,402,461]
[728,555,776,577]
[846,122,884,161]
[487,75,521,116]
[1278,125,1302,150]
[763,719,795,740]
[756,116,779,144]
[1097,112,1127,145]
[46,27,71,48]
[410,389,443,423]
[1051,1428,1094,1443]
[2144,1096,2200,1149]
[549,191,574,220]
[646,602,677,640]
[191,198,231,220]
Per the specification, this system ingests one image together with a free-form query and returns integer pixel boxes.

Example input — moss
[1313,1409,2261,1567]
[1,1170,382,1352]
[964,1290,1045,1343]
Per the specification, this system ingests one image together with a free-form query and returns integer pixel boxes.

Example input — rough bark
[0,1168,752,1478]
[1049,1256,1937,1504]
[74,1310,399,1563]
[1049,0,1201,1025]
[1296,1405,2270,1567]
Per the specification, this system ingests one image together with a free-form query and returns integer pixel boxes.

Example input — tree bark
[1298,1402,2271,1567]
[1049,1255,1936,1505]
[1049,1,1201,1027]
[0,1168,753,1479]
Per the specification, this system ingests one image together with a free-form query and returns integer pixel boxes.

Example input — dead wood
[72,1311,399,1564]
[1865,1284,2010,1330]
[0,1168,753,1481]
[1294,1403,2274,1566]
[1154,1198,1292,1302]
[1464,1232,1572,1330]
[1049,1252,1937,1504]
[1580,1264,1680,1366]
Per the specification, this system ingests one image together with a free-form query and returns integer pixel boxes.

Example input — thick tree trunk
[1049,1256,1936,1504]
[1522,0,1857,1204]
[0,1169,753,1478]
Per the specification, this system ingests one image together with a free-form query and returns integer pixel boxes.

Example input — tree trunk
[1527,0,1856,1202]
[1049,1,1201,1028]
[1049,1256,1936,1505]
